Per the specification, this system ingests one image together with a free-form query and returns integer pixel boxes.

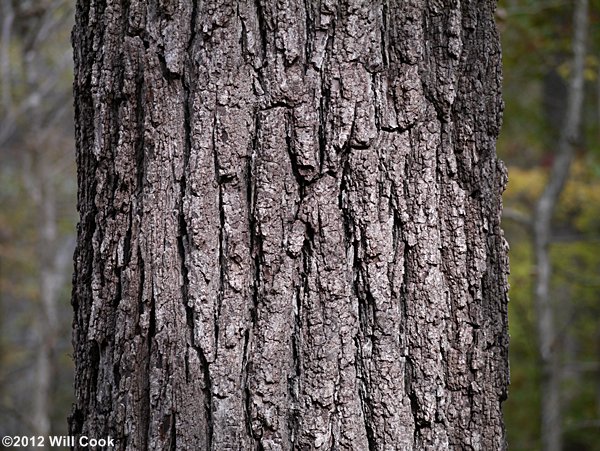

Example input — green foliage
[503,239,541,450]
[503,161,600,449]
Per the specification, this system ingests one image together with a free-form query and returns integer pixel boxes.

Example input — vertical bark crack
[254,0,268,65]
[212,101,225,352]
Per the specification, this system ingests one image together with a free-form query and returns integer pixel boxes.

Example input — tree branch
[502,207,532,228]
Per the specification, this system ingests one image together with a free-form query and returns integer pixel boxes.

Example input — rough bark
[71,1,509,449]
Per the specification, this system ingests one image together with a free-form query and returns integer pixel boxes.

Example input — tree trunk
[26,149,74,438]
[70,1,509,449]
[532,1,588,450]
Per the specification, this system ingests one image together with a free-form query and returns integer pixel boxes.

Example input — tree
[496,0,594,451]
[532,1,588,449]
[499,0,595,448]
[70,1,509,449]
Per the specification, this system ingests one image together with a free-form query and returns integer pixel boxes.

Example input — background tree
[0,0,75,438]
[532,1,587,449]
[500,0,600,449]
[70,0,509,449]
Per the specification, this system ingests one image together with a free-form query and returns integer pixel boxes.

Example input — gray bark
[71,1,509,450]
[532,1,588,450]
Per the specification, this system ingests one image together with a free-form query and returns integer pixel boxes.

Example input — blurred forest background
[0,1,599,449]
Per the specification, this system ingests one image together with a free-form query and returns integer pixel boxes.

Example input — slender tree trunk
[23,148,74,438]
[34,157,58,439]
[71,1,509,449]
[533,1,588,450]
[0,1,14,112]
